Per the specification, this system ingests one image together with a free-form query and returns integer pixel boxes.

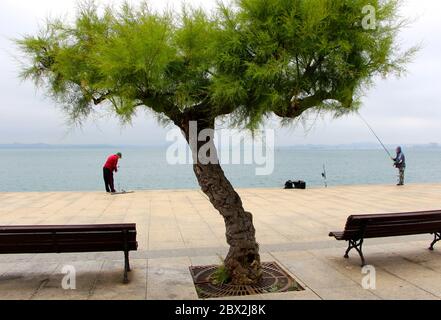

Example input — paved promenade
[1,184,441,300]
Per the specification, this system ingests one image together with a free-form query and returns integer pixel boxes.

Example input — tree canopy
[17,0,414,130]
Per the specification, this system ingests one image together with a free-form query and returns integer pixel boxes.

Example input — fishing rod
[321,164,328,188]
[357,112,393,160]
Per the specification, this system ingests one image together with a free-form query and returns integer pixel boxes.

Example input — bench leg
[429,233,441,251]
[125,250,131,272]
[123,250,130,284]
[344,239,366,266]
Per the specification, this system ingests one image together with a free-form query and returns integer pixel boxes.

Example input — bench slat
[348,209,441,220]
[0,224,136,233]
[0,231,136,240]
[0,243,138,254]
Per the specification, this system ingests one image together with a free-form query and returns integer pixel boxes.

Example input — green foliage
[212,0,417,129]
[16,0,415,129]
[211,257,231,285]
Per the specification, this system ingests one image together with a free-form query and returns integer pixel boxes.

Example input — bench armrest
[329,231,344,240]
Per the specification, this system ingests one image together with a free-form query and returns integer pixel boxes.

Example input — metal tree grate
[189,262,304,299]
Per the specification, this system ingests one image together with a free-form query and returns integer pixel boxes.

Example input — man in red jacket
[103,152,122,193]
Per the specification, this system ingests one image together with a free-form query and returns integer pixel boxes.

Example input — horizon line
[0,142,440,149]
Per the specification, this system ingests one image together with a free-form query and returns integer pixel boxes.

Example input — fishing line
[357,112,393,159]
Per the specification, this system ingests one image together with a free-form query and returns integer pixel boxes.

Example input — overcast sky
[0,0,440,146]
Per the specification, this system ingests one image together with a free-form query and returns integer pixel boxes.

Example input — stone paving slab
[1,184,441,300]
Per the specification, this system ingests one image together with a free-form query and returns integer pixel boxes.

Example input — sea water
[0,147,440,192]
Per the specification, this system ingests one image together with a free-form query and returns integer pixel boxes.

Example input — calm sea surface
[0,147,440,192]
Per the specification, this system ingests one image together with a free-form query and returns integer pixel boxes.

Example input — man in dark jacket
[393,146,406,186]
[103,152,122,193]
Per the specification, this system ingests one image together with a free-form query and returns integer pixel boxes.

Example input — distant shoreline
[0,144,165,149]
[0,143,440,150]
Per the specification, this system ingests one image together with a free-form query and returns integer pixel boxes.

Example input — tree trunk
[180,118,262,285]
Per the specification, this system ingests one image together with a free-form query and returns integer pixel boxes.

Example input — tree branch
[274,90,334,118]
[92,92,111,105]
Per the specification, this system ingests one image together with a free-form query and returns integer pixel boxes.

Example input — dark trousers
[103,167,115,193]
[398,167,405,185]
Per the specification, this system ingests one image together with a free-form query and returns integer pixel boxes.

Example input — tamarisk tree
[17,0,414,285]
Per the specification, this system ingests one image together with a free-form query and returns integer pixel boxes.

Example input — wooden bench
[329,210,441,266]
[0,224,138,283]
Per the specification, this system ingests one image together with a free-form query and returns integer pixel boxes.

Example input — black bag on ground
[284,180,294,189]
[284,180,306,190]
[293,180,306,189]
